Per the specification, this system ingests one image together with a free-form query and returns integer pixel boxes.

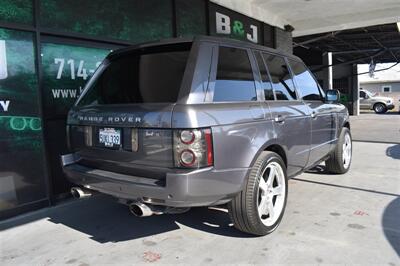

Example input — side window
[360,91,366,98]
[288,59,322,101]
[213,47,257,102]
[262,53,297,100]
[254,51,274,100]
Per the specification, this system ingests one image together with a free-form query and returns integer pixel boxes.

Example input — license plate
[99,128,121,148]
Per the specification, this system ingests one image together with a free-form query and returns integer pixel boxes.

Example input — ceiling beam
[293,31,340,47]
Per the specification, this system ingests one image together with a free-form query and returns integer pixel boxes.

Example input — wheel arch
[264,144,287,168]
[373,101,387,108]
[343,121,350,130]
[249,140,288,169]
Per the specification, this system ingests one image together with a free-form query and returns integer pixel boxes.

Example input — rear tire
[325,127,352,174]
[373,103,387,114]
[228,151,288,236]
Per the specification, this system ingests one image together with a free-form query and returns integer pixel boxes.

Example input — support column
[322,52,333,90]
[351,64,359,116]
[274,28,293,54]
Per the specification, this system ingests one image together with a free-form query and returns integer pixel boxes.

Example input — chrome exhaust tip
[71,187,92,199]
[129,202,155,217]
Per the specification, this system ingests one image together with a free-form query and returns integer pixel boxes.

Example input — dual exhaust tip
[71,187,162,217]
[129,202,156,217]
[71,187,92,199]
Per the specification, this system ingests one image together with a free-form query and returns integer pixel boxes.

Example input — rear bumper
[61,153,248,207]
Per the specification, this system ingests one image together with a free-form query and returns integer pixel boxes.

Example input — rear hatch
[67,42,192,174]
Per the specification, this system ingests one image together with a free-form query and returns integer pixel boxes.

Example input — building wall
[360,82,400,110]
[0,0,292,219]
[360,82,400,93]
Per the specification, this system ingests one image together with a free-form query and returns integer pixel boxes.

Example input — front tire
[373,103,387,114]
[325,127,352,174]
[228,151,288,236]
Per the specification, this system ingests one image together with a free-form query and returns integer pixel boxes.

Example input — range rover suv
[61,36,352,236]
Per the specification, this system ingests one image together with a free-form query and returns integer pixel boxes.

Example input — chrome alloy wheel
[374,103,385,113]
[257,161,286,227]
[343,132,352,169]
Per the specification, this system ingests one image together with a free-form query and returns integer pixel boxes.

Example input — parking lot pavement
[1,141,399,265]
[350,113,400,144]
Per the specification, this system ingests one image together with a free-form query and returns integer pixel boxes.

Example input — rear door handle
[274,115,285,124]
[311,111,317,119]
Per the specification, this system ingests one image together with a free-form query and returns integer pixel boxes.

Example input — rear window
[77,44,191,106]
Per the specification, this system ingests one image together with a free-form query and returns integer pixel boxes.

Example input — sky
[358,63,400,82]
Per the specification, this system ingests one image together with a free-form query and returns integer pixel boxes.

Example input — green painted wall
[40,0,173,43]
[176,0,207,37]
[0,0,33,25]
[0,28,46,211]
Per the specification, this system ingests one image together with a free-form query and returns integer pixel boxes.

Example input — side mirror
[326,89,340,103]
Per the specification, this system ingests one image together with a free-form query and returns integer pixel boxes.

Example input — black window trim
[252,50,276,101]
[317,82,326,100]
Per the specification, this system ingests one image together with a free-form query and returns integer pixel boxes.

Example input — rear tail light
[180,130,195,144]
[83,126,93,146]
[173,128,213,168]
[180,149,196,166]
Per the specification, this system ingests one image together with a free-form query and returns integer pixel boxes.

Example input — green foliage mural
[41,43,111,118]
[0,30,39,116]
[40,0,173,43]
[176,0,207,37]
[0,28,46,211]
[0,0,33,25]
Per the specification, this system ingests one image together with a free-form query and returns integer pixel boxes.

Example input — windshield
[77,43,191,106]
[363,90,374,97]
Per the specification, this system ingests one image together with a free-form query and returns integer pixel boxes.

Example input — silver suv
[359,88,395,113]
[61,36,352,236]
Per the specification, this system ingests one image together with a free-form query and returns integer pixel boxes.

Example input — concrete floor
[1,141,399,265]
[350,113,400,144]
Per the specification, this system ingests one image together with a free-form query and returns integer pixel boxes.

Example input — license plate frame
[98,127,121,149]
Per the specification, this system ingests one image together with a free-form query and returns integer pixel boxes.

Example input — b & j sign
[209,3,263,44]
